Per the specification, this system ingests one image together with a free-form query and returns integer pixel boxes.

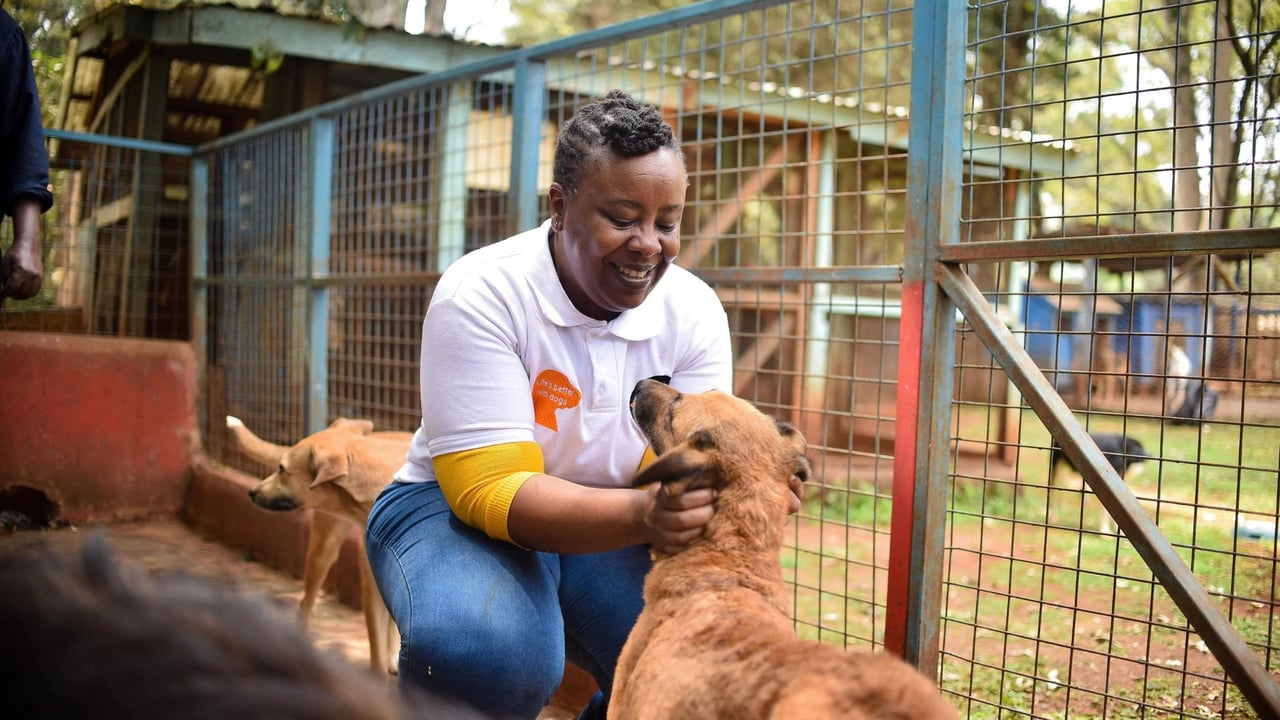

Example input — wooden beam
[687,140,790,267]
[185,6,505,76]
[732,311,797,399]
[121,55,172,336]
[52,36,79,144]
[91,193,133,227]
[88,47,150,134]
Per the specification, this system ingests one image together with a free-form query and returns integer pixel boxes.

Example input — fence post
[190,155,209,436]
[885,0,966,671]
[305,117,334,434]
[509,58,547,232]
[439,81,472,270]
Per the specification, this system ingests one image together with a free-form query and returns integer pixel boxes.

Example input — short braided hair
[553,89,683,193]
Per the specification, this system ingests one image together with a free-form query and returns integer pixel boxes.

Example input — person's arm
[506,473,715,555]
[431,432,716,555]
[0,19,52,301]
[1,197,43,301]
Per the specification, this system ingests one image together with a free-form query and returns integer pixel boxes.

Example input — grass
[784,408,1280,719]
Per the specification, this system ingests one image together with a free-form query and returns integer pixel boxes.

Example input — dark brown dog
[228,415,409,675]
[610,379,957,720]
[0,533,443,720]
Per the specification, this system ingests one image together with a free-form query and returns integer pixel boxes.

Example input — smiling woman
[363,89,735,720]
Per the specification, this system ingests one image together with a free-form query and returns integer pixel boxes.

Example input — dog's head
[629,378,811,550]
[248,426,375,512]
[1122,436,1150,460]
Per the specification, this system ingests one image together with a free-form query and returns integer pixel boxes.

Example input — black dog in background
[1049,432,1150,486]
[1048,432,1150,534]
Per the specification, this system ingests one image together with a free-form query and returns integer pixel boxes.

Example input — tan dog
[227,415,410,676]
[610,379,957,720]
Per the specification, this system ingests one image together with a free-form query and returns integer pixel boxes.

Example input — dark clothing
[1170,379,1219,424]
[0,8,52,218]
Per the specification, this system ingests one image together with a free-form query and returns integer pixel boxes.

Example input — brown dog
[227,415,410,676]
[610,379,957,720]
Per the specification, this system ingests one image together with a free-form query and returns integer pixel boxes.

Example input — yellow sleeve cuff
[637,446,658,473]
[432,442,544,544]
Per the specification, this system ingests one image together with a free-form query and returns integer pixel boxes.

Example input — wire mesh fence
[6,0,1279,716]
[1,134,191,337]
[946,0,1280,716]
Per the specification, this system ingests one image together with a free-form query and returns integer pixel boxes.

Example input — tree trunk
[426,0,447,36]
[1163,0,1203,234]
[1208,0,1237,231]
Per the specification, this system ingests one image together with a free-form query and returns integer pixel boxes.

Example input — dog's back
[1049,432,1149,484]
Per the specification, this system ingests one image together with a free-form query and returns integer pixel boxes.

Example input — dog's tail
[226,416,291,467]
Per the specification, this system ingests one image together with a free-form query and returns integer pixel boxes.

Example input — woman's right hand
[638,482,717,555]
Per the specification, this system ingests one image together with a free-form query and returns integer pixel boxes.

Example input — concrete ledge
[0,331,197,523]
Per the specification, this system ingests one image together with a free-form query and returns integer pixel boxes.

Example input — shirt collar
[526,219,664,341]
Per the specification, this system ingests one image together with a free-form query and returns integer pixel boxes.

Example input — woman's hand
[635,468,804,555]
[639,483,716,555]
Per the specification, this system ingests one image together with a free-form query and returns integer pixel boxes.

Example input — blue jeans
[365,481,650,720]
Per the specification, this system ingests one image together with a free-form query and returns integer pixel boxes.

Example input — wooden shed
[48,0,507,338]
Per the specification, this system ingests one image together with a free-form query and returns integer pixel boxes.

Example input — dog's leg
[355,537,397,675]
[300,511,351,627]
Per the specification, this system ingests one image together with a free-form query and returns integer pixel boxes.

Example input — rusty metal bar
[937,260,1280,720]
[884,0,965,671]
[693,266,903,285]
[940,227,1280,263]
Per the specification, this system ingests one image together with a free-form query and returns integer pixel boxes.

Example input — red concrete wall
[0,331,199,523]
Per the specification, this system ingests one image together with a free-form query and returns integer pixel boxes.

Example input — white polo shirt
[396,220,732,490]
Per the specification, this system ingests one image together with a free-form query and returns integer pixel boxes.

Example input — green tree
[4,0,88,125]
[510,0,919,108]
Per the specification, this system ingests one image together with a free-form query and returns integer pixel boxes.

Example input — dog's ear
[309,447,350,489]
[632,430,716,497]
[328,418,375,435]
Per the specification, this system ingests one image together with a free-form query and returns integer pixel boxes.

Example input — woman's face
[548,147,687,321]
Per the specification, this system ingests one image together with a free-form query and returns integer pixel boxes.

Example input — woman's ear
[548,182,569,229]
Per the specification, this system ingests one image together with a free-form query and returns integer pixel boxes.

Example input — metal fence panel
[948,0,1280,716]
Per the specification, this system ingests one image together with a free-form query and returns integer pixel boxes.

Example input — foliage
[4,0,91,126]
[980,0,1279,234]
[509,0,1276,243]
[8,0,419,123]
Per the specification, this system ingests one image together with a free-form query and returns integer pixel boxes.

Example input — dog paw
[227,415,243,428]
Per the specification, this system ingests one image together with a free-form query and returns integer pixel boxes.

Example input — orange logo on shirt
[532,369,581,431]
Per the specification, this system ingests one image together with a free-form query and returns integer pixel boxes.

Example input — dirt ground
[0,517,577,720]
